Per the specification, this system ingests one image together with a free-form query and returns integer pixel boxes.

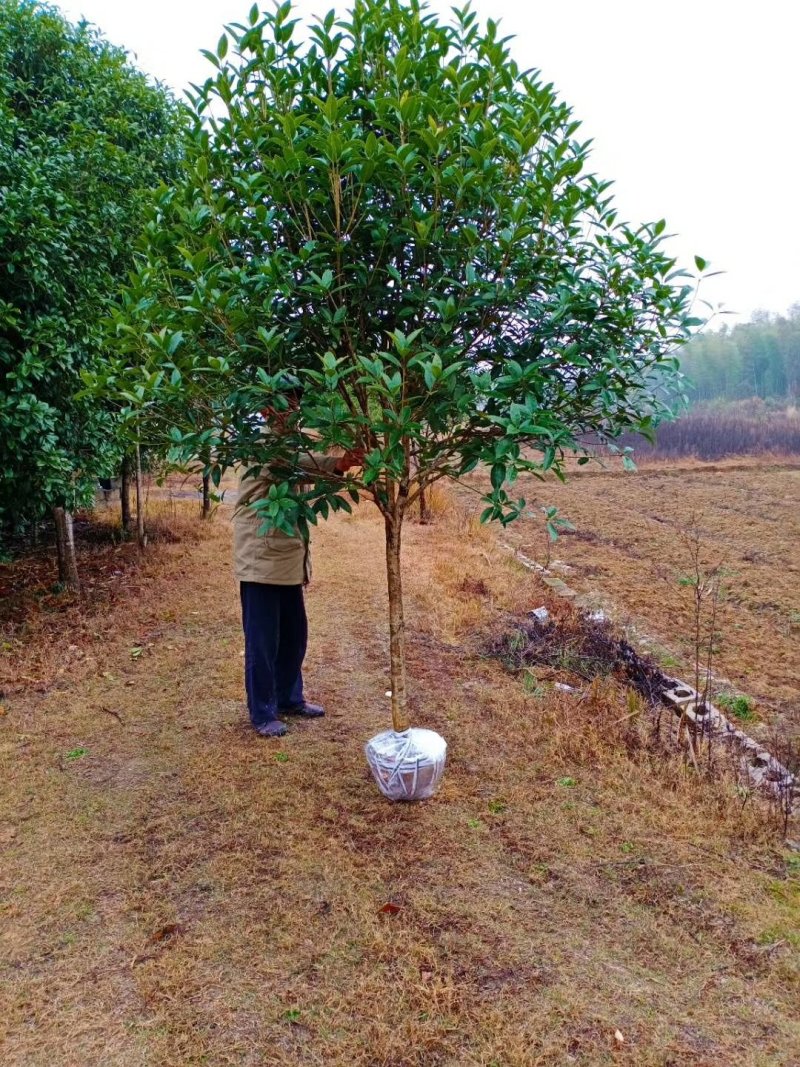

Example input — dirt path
[1,504,798,1065]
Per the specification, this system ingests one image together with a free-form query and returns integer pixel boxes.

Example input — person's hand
[336,448,365,473]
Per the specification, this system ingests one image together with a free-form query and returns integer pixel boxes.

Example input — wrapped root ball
[365,728,447,802]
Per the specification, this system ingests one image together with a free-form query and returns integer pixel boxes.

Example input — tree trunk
[202,471,211,518]
[385,515,410,733]
[120,454,132,534]
[53,506,80,592]
[418,483,431,524]
[134,443,147,550]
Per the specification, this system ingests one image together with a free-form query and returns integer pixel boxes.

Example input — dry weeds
[1,493,798,1066]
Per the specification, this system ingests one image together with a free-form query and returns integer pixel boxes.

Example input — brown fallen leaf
[378,901,401,915]
[149,922,183,944]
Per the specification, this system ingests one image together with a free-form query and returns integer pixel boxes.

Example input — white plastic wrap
[365,728,447,801]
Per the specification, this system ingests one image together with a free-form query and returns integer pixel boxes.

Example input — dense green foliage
[0,0,183,534]
[97,0,698,725]
[679,305,800,402]
[104,0,697,518]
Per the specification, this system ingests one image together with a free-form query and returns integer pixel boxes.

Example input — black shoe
[279,701,325,718]
[254,719,288,738]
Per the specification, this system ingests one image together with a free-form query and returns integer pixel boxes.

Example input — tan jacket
[233,452,342,586]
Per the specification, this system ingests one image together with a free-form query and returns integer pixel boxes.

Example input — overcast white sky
[56,0,800,326]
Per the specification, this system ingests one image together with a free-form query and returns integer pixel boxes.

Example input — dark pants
[240,581,307,725]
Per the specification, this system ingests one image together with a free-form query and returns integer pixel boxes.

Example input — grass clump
[717,692,757,721]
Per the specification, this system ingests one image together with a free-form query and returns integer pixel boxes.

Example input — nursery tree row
[0,0,184,569]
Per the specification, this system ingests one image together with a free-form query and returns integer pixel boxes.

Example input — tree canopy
[0,0,184,536]
[97,0,699,729]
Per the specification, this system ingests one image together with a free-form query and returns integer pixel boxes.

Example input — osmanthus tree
[100,0,699,731]
[0,0,183,576]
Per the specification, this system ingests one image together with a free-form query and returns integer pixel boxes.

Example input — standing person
[234,399,363,738]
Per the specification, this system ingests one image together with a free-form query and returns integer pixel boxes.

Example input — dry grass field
[1,489,799,1065]
[481,460,800,745]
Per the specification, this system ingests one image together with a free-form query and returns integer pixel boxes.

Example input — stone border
[504,545,797,808]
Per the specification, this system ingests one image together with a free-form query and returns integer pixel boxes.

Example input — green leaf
[166,331,183,356]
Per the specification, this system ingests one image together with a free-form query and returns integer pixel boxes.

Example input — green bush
[0,0,183,537]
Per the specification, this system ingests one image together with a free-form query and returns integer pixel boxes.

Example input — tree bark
[134,443,147,550]
[53,506,80,592]
[202,471,211,518]
[120,454,132,534]
[385,514,410,733]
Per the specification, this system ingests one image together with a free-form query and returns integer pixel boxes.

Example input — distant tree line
[678,306,800,403]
